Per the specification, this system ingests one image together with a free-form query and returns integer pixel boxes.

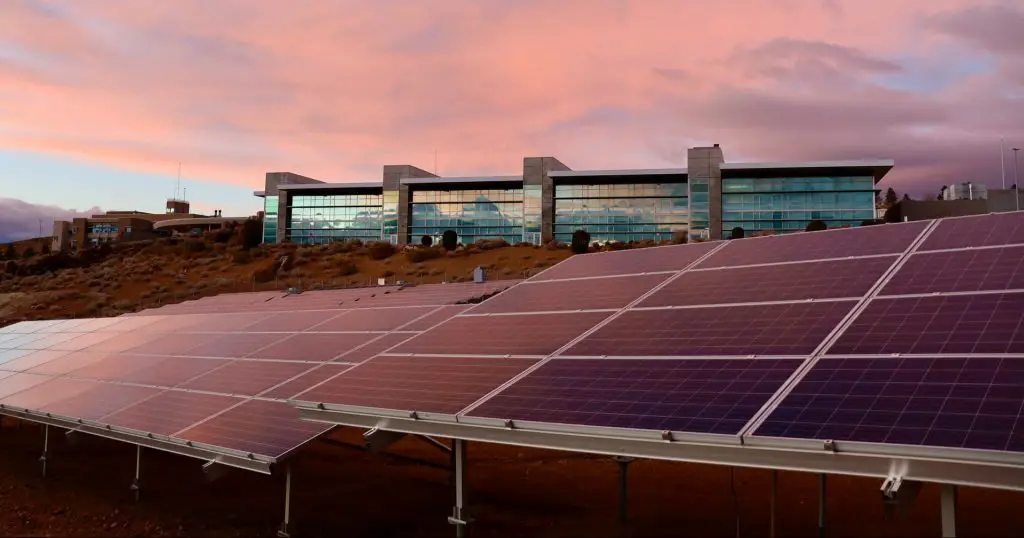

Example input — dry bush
[338,258,359,276]
[252,263,278,283]
[366,241,395,260]
[231,250,252,264]
[405,247,443,263]
[181,239,207,254]
[475,238,509,251]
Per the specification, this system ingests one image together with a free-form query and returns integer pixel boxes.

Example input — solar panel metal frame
[296,218,1024,492]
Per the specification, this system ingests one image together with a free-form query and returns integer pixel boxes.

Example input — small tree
[884,187,898,206]
[22,247,35,259]
[421,235,433,247]
[41,242,51,255]
[902,193,911,201]
[441,230,458,251]
[241,218,263,250]
[729,227,745,240]
[570,229,590,254]
[806,220,828,232]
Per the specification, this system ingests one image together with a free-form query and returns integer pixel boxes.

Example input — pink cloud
[0,0,1022,195]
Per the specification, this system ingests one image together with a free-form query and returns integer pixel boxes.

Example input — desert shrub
[338,258,359,276]
[252,262,278,283]
[406,247,443,263]
[382,270,395,278]
[241,217,263,250]
[232,250,252,264]
[249,247,266,259]
[805,220,828,232]
[3,244,15,260]
[421,235,433,247]
[570,230,590,254]
[22,247,35,259]
[730,227,745,240]
[476,238,509,251]
[441,230,458,251]
[181,239,207,254]
[367,241,395,260]
[212,243,228,253]
[212,228,234,243]
[41,243,50,255]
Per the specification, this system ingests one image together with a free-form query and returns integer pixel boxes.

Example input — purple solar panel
[184,332,292,358]
[86,332,160,353]
[118,356,225,387]
[391,312,613,356]
[103,391,243,436]
[50,331,119,352]
[697,221,929,269]
[0,372,53,399]
[881,246,1024,296]
[64,354,164,381]
[121,332,224,356]
[331,333,416,363]
[261,363,352,400]
[175,399,330,458]
[531,241,721,282]
[400,306,471,331]
[0,377,96,410]
[472,274,671,314]
[754,357,1024,452]
[641,257,895,308]
[248,333,378,362]
[295,355,538,415]
[469,358,802,434]
[26,351,109,375]
[181,360,312,396]
[309,307,436,331]
[918,212,1024,251]
[567,301,855,357]
[241,310,343,332]
[40,383,159,421]
[0,350,70,372]
[829,293,1024,355]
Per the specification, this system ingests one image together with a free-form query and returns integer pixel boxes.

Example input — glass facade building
[553,182,689,243]
[262,195,278,244]
[410,187,524,244]
[721,176,876,235]
[286,193,383,245]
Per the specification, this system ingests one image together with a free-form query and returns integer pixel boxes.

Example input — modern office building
[255,144,892,245]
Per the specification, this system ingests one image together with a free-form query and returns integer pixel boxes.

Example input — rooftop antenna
[1001,139,1006,189]
[176,161,182,200]
[434,149,438,176]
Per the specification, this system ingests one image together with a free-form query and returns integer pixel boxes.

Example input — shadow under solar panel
[468,358,802,435]
[881,246,1024,296]
[754,357,1024,452]
[566,301,856,357]
[829,293,1024,355]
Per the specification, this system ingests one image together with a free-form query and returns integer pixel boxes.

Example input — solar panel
[917,212,1024,251]
[26,351,109,375]
[50,331,119,352]
[471,274,672,314]
[754,357,1024,452]
[248,333,379,362]
[39,383,159,421]
[181,360,313,396]
[400,306,471,331]
[240,310,341,332]
[262,363,353,400]
[174,399,330,458]
[117,356,225,386]
[881,246,1024,296]
[697,221,929,269]
[103,391,243,436]
[0,377,96,410]
[121,332,225,356]
[331,332,417,363]
[529,241,720,282]
[828,292,1024,355]
[640,257,896,308]
[566,301,856,357]
[183,332,293,358]
[390,312,613,356]
[294,355,538,415]
[0,350,70,372]
[468,358,802,434]
[309,307,436,332]
[60,354,164,381]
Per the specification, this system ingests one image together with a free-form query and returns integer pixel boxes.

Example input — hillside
[0,236,50,258]
[0,233,584,327]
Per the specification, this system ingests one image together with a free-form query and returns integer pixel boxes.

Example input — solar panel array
[294,213,1024,462]
[0,280,519,470]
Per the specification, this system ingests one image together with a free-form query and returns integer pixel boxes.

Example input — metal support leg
[818,474,827,538]
[447,439,469,537]
[40,425,49,477]
[614,456,635,524]
[940,484,957,538]
[769,470,777,538]
[730,467,740,538]
[130,446,141,502]
[277,464,292,538]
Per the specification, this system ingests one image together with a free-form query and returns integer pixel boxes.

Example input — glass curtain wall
[410,188,524,244]
[262,195,278,244]
[286,194,383,244]
[554,182,689,243]
[688,179,710,241]
[721,176,876,235]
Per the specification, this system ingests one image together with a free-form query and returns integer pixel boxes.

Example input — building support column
[940,484,957,538]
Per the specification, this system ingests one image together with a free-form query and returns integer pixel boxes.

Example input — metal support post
[40,425,49,477]
[130,446,141,502]
[818,474,827,538]
[769,470,777,538]
[447,439,469,537]
[614,456,635,524]
[730,467,740,538]
[277,464,292,538]
[940,484,957,538]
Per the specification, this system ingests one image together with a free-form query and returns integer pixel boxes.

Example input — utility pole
[1013,148,1020,211]
[1001,138,1007,189]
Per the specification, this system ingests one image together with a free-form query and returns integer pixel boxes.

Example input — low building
[886,189,1023,224]
[255,144,892,245]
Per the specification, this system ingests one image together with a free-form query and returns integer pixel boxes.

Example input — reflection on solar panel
[182,360,312,396]
[104,391,242,436]
[755,357,1024,451]
[918,212,1024,251]
[468,358,802,434]
[391,312,613,356]
[530,241,720,282]
[881,246,1024,296]
[471,273,671,314]
[697,221,928,269]
[295,356,538,415]
[829,293,1024,355]
[262,363,352,400]
[309,307,435,331]
[175,399,331,458]
[641,257,896,308]
[248,333,378,362]
[566,302,855,357]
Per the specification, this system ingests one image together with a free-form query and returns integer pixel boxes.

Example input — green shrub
[442,230,458,251]
[570,230,590,254]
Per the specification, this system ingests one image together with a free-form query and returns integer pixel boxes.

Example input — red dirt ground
[1,419,1022,537]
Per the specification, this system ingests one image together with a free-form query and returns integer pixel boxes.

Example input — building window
[720,176,876,235]
[410,188,524,245]
[554,182,689,244]
[285,193,384,244]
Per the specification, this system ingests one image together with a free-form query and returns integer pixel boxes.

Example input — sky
[1,0,1023,241]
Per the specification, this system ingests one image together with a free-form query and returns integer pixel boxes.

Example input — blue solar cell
[754,357,1024,452]
[881,246,1024,296]
[918,212,1024,251]
[829,293,1024,355]
[469,358,802,434]
[697,221,928,269]
[566,301,855,356]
